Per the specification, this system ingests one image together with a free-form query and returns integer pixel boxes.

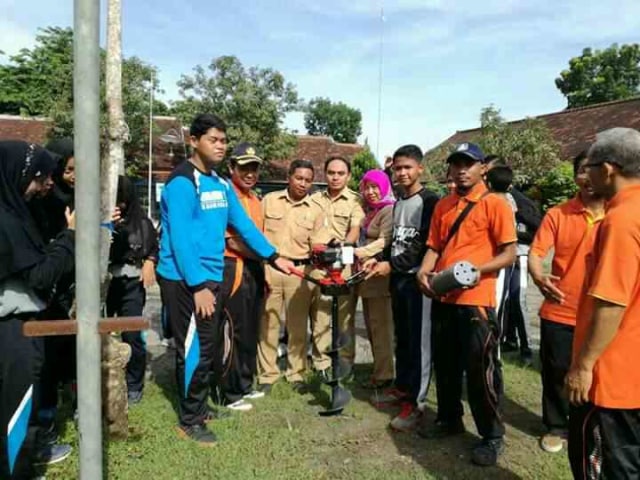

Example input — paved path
[143,281,544,363]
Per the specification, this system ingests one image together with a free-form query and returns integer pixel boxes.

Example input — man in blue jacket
[157,113,294,445]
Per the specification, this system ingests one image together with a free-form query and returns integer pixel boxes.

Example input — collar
[607,184,640,210]
[279,189,310,206]
[455,182,488,202]
[231,181,255,199]
[568,195,605,224]
[322,188,350,202]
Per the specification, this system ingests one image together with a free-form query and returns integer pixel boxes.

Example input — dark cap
[447,142,485,164]
[230,142,263,165]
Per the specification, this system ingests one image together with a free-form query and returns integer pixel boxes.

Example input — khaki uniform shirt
[310,188,366,244]
[262,189,321,259]
[356,205,394,298]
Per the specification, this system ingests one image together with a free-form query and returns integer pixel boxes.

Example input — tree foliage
[527,162,577,211]
[348,147,379,191]
[0,26,167,175]
[172,55,301,178]
[424,106,561,188]
[555,44,640,108]
[304,97,362,144]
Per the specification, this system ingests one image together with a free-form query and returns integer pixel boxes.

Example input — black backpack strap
[442,191,490,251]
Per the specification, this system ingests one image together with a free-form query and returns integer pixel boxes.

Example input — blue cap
[447,142,485,163]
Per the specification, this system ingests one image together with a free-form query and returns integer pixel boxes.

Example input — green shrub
[528,162,577,211]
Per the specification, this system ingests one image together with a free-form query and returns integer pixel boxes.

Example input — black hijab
[46,137,75,208]
[0,141,57,281]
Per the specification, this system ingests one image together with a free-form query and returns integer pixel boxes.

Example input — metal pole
[74,0,103,478]
[147,73,154,218]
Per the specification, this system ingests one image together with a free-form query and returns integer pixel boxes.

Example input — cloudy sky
[2,0,640,161]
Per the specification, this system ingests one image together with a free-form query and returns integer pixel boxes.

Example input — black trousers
[106,276,147,393]
[219,258,265,404]
[503,258,531,355]
[0,317,43,478]
[39,302,76,416]
[390,273,432,405]
[569,403,640,479]
[540,318,574,432]
[431,301,505,440]
[158,276,228,426]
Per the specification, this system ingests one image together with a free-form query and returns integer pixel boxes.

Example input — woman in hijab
[0,141,75,477]
[107,175,158,404]
[354,169,395,389]
[30,138,77,438]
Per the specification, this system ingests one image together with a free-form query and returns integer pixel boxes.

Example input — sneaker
[361,379,393,390]
[417,418,466,439]
[369,387,407,408]
[176,423,217,446]
[243,390,265,400]
[204,406,231,423]
[127,390,143,405]
[33,443,73,466]
[37,422,59,446]
[291,382,307,394]
[257,383,273,395]
[471,438,504,466]
[226,399,253,411]
[540,432,565,453]
[390,403,421,432]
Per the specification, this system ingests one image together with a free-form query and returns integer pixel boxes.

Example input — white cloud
[0,19,35,57]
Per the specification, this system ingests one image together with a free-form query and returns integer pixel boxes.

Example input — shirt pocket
[332,207,352,233]
[264,210,284,233]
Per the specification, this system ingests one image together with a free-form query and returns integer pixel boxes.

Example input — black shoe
[33,443,73,466]
[291,382,307,394]
[471,438,504,466]
[257,383,273,395]
[127,390,143,405]
[417,418,465,439]
[176,423,217,446]
[37,421,59,446]
[520,352,533,367]
[204,406,231,423]
[501,341,518,353]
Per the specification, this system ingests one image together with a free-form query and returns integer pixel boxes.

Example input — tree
[304,97,362,144]
[527,162,577,211]
[0,26,166,174]
[348,147,379,191]
[172,55,301,176]
[555,44,640,108]
[424,105,561,187]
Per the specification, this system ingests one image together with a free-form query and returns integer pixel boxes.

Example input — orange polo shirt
[224,182,264,259]
[573,184,640,409]
[427,182,517,307]
[529,197,604,326]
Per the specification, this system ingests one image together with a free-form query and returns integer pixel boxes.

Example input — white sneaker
[243,390,265,400]
[226,399,253,411]
[389,403,421,432]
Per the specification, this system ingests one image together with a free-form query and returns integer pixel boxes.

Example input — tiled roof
[0,114,364,181]
[432,97,640,160]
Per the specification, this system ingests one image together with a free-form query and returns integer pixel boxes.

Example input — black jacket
[510,188,541,246]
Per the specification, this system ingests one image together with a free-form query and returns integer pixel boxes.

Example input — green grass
[45,352,572,480]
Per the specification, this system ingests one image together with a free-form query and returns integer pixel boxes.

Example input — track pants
[106,276,147,394]
[569,403,640,479]
[390,273,432,405]
[431,301,505,440]
[158,276,226,427]
[0,317,43,478]
[540,319,574,433]
[219,258,265,404]
[503,256,531,355]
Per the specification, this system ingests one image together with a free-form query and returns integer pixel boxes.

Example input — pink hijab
[360,169,395,230]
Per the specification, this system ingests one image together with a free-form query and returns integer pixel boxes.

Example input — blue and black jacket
[157,161,276,288]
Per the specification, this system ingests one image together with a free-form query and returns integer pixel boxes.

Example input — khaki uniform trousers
[258,265,313,384]
[310,266,357,371]
[358,274,394,382]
